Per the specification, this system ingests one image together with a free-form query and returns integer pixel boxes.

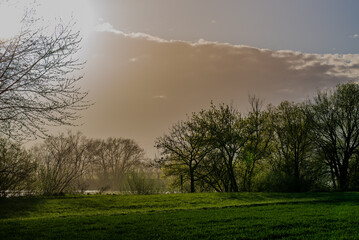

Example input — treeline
[2,83,359,196]
[156,83,359,193]
[0,132,165,197]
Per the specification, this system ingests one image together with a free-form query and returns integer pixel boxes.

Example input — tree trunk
[330,166,337,189]
[228,165,239,192]
[242,168,248,191]
[294,159,300,192]
[190,170,195,193]
[247,162,256,192]
[339,165,349,191]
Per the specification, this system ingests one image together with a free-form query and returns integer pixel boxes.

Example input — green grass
[1,192,359,239]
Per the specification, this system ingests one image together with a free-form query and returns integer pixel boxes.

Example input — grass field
[1,192,359,239]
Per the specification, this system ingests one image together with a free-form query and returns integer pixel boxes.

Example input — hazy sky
[91,0,359,54]
[2,0,359,156]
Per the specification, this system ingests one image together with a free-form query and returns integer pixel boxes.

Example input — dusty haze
[3,0,359,157]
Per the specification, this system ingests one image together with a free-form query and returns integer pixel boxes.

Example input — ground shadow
[0,197,46,219]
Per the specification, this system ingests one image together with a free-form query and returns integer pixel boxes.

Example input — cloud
[350,34,359,39]
[94,21,167,42]
[80,29,359,155]
[94,21,124,35]
[93,25,359,81]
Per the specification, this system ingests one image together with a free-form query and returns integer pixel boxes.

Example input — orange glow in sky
[2,0,359,157]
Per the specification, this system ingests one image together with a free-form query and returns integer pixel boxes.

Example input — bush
[0,138,37,197]
[127,169,165,194]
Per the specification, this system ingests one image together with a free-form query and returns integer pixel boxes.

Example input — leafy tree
[192,103,246,192]
[239,96,273,192]
[269,101,317,192]
[310,83,359,191]
[197,149,229,192]
[154,84,359,193]
[155,119,208,193]
[0,8,88,139]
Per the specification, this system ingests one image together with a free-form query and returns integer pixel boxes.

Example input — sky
[1,0,359,157]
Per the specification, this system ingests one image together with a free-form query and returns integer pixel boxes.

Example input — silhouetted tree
[192,103,246,192]
[197,149,229,192]
[270,101,317,192]
[310,83,359,191]
[0,137,36,197]
[0,9,88,139]
[155,119,209,193]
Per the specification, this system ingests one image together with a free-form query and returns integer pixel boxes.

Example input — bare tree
[0,9,88,139]
[34,131,89,195]
[87,138,145,191]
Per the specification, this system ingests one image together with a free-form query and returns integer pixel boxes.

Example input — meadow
[1,192,359,239]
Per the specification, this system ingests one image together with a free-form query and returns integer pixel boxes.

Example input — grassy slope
[1,192,359,239]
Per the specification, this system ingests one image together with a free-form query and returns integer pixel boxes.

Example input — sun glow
[0,2,24,39]
[0,0,97,40]
[36,0,97,39]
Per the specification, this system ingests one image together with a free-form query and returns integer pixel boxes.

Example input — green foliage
[157,84,359,193]
[310,82,359,190]
[155,119,208,193]
[238,96,273,191]
[266,101,323,192]
[5,83,359,196]
[193,102,245,192]
[126,168,165,194]
[157,102,247,192]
